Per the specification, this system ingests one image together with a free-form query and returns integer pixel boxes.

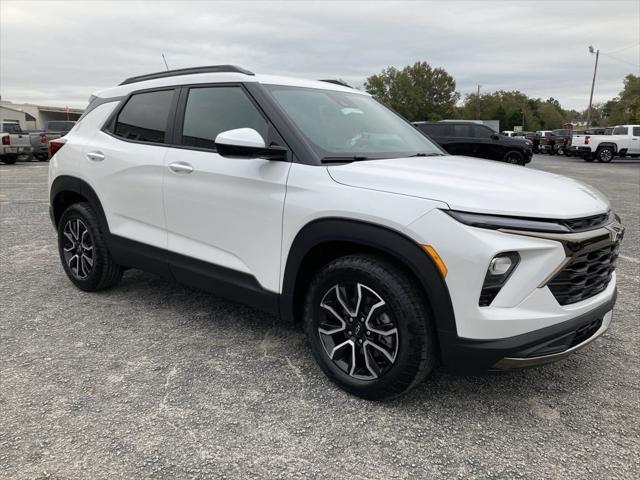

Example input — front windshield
[264,85,444,159]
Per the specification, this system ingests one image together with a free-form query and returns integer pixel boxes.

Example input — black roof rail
[119,65,255,86]
[319,79,353,88]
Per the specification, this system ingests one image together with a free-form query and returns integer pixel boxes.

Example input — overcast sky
[1,0,639,110]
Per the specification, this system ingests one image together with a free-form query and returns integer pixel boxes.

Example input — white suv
[48,65,623,399]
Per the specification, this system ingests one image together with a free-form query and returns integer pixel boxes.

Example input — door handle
[86,151,105,162]
[168,161,194,174]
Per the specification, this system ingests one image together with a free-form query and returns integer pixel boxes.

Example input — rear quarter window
[114,89,175,143]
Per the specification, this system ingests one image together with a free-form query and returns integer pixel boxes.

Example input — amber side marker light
[421,244,448,278]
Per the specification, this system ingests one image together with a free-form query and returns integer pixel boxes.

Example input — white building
[0,100,84,130]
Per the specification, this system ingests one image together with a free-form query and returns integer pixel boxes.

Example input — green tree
[456,90,541,131]
[364,62,459,121]
[537,102,566,129]
[608,74,640,124]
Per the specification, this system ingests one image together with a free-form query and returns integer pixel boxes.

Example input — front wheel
[58,202,123,291]
[303,254,435,400]
[596,147,614,163]
[504,150,525,165]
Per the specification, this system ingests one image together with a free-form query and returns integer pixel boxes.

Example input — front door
[162,85,291,294]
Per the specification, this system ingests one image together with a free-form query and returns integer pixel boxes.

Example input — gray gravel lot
[1,155,639,479]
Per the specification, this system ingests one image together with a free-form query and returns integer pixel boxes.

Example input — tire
[58,202,123,291]
[504,150,525,165]
[596,147,614,163]
[1,155,17,165]
[303,254,436,400]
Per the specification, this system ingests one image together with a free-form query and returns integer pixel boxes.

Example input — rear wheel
[58,202,123,291]
[1,155,17,165]
[596,147,614,163]
[504,150,525,165]
[303,254,435,400]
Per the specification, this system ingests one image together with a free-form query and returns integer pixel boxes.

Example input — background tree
[607,74,640,124]
[364,62,459,121]
[456,90,542,130]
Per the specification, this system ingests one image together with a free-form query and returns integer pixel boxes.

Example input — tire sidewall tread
[303,254,435,400]
[58,202,123,291]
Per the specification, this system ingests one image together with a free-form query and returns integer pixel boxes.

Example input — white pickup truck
[1,122,33,165]
[571,125,640,162]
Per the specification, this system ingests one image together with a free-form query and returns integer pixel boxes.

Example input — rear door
[162,84,291,294]
[448,124,478,156]
[88,88,177,251]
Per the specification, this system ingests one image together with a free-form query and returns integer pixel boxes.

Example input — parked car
[48,65,622,399]
[552,129,573,156]
[512,131,539,152]
[26,121,77,161]
[414,121,532,165]
[502,130,516,137]
[536,130,557,154]
[27,130,51,160]
[571,125,640,162]
[1,122,33,164]
[567,129,611,157]
[44,120,76,136]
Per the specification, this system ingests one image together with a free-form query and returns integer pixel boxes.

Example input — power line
[600,52,640,68]
[604,43,640,55]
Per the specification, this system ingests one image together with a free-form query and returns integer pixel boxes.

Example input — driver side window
[181,86,268,150]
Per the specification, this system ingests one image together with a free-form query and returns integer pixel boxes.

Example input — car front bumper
[438,292,615,374]
[406,208,621,373]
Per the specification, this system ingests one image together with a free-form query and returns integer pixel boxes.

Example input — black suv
[414,121,532,165]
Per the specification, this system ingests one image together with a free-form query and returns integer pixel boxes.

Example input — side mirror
[491,133,500,140]
[214,128,287,161]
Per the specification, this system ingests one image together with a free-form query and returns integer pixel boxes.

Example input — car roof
[93,65,368,99]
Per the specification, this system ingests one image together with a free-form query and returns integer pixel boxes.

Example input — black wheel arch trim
[280,217,457,337]
[597,143,617,152]
[50,175,109,232]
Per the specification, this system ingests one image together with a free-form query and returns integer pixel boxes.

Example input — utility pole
[476,84,481,120]
[586,46,599,127]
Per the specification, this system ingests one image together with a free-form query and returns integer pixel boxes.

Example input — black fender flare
[279,218,457,337]
[49,175,109,232]
[596,142,617,152]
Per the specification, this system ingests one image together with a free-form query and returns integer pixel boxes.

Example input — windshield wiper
[321,155,370,163]
[407,152,444,157]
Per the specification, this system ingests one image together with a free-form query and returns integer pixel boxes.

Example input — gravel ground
[1,155,638,479]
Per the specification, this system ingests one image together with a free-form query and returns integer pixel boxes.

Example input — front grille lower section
[548,242,619,305]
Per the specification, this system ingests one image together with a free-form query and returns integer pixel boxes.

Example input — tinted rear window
[612,126,628,135]
[114,89,174,143]
[416,124,449,136]
[47,121,76,132]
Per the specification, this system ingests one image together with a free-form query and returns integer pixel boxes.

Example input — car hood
[327,156,610,219]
